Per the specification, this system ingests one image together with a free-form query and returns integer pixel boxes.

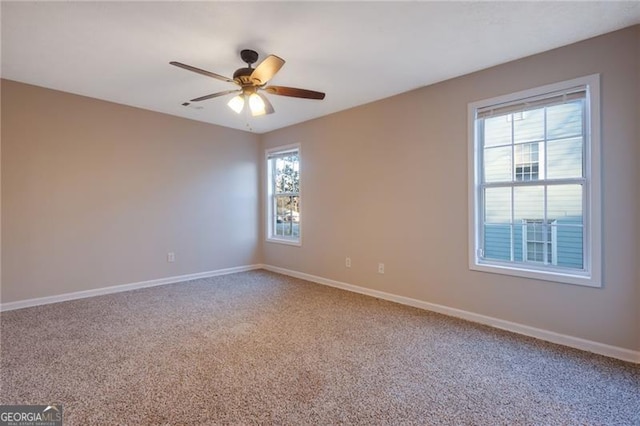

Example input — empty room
[1,2,639,425]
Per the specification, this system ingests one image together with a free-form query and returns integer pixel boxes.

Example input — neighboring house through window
[468,75,601,287]
[515,142,540,182]
[266,144,301,245]
[522,219,557,265]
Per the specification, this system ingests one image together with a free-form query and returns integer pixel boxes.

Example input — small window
[468,75,601,287]
[515,142,540,182]
[266,144,301,245]
[522,219,556,265]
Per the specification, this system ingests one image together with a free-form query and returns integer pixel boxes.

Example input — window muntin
[469,75,601,287]
[266,145,301,245]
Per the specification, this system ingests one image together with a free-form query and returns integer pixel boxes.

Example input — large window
[468,75,601,287]
[266,144,301,245]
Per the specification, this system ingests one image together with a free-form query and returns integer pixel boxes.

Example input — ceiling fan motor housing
[233,67,254,85]
[235,49,260,85]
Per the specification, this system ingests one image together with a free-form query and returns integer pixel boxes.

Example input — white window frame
[266,143,302,246]
[468,74,602,287]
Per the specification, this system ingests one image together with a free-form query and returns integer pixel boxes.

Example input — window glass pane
[484,187,511,223]
[546,100,583,140]
[484,115,512,147]
[547,137,583,179]
[484,224,512,261]
[274,195,300,237]
[525,221,544,242]
[483,146,512,183]
[274,154,300,194]
[527,242,545,262]
[547,185,583,223]
[268,147,301,243]
[554,224,584,269]
[514,108,544,143]
[514,186,544,222]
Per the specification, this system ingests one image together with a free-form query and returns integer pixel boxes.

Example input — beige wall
[261,26,640,351]
[637,26,640,346]
[1,80,260,302]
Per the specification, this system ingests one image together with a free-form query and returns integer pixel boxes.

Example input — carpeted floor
[1,270,638,425]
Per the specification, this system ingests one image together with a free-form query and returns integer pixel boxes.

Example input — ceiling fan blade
[190,90,240,102]
[170,61,234,83]
[264,86,325,100]
[250,55,285,85]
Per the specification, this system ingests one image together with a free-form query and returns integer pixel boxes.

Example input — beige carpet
[1,270,638,425]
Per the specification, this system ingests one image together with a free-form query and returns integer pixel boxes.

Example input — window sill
[470,261,601,288]
[266,237,301,247]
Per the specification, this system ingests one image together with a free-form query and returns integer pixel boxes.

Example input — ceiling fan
[170,49,325,117]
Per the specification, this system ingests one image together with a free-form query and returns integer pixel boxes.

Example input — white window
[468,75,601,287]
[522,219,557,265]
[266,144,301,245]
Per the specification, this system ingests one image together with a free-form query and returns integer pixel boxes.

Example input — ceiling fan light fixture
[249,92,266,116]
[227,95,245,114]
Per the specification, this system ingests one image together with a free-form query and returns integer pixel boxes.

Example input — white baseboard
[3,263,637,363]
[262,264,640,364]
[0,264,262,312]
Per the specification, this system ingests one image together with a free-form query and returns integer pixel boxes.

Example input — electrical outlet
[346,257,351,268]
[167,252,175,263]
[378,263,385,274]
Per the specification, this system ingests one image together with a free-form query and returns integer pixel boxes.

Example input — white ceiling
[2,2,639,134]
